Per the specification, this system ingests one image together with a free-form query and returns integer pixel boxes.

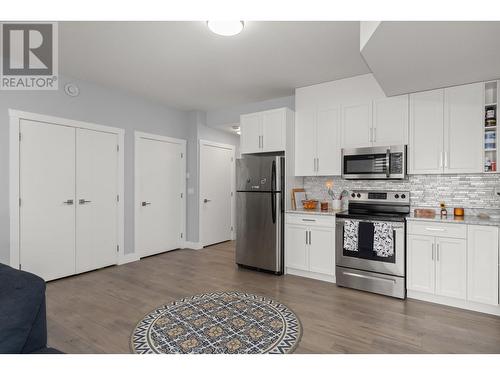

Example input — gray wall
[0,76,192,264]
[185,111,240,243]
[206,95,295,127]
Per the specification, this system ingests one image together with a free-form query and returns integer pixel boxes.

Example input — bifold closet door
[19,120,76,281]
[76,128,118,273]
[136,137,182,257]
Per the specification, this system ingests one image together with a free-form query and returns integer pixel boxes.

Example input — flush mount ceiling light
[207,21,244,36]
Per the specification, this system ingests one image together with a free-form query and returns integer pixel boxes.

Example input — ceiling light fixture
[207,21,244,36]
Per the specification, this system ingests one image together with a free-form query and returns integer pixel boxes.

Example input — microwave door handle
[386,149,390,177]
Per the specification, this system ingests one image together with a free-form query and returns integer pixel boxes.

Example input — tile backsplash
[303,175,500,210]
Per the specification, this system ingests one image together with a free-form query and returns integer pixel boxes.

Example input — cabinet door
[408,89,444,174]
[407,234,435,294]
[285,224,308,271]
[317,108,341,176]
[308,226,335,276]
[372,95,409,146]
[294,110,317,176]
[262,109,286,152]
[443,83,483,174]
[341,102,372,148]
[435,237,467,300]
[240,113,262,154]
[467,225,499,305]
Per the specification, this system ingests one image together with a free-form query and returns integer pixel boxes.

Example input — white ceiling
[59,21,370,111]
[361,21,500,96]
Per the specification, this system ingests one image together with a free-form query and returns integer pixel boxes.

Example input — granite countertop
[285,208,345,216]
[406,213,500,227]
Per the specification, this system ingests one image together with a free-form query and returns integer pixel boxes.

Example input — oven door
[335,217,405,277]
[342,145,406,179]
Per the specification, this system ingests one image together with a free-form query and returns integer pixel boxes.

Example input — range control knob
[356,193,361,198]
[394,194,399,199]
[351,193,356,198]
[401,194,406,199]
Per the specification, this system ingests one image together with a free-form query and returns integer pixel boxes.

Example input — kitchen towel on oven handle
[343,220,359,252]
[373,222,394,257]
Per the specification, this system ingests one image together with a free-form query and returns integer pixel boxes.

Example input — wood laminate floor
[46,241,500,353]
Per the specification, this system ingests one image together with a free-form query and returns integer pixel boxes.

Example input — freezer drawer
[236,191,282,273]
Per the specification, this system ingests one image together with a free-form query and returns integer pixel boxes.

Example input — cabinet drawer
[286,214,335,228]
[407,221,466,239]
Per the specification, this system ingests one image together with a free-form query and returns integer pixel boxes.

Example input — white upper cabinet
[341,96,409,149]
[294,110,317,176]
[467,225,499,306]
[294,107,341,176]
[262,109,286,152]
[240,112,262,154]
[372,95,409,146]
[317,108,341,175]
[240,108,291,154]
[409,83,483,175]
[444,82,483,174]
[409,89,445,174]
[341,102,372,148]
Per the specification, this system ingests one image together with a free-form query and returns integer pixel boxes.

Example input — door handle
[204,199,211,203]
[141,201,151,206]
[78,199,91,205]
[63,199,74,205]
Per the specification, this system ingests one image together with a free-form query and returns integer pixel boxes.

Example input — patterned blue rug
[131,291,302,354]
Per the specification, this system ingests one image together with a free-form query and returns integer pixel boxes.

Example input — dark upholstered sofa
[0,263,61,353]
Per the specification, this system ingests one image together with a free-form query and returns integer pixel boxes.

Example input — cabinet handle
[302,218,316,222]
[373,127,377,143]
[370,128,373,142]
[436,243,440,261]
[317,158,320,172]
[439,151,443,168]
[444,152,448,168]
[261,135,264,149]
[309,231,312,245]
[305,231,308,245]
[425,227,445,231]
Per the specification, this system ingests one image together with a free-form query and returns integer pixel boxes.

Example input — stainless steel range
[335,190,410,299]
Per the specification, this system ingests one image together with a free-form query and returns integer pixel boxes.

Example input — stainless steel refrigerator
[236,155,284,274]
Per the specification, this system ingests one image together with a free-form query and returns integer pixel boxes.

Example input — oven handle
[386,149,390,178]
[342,272,396,284]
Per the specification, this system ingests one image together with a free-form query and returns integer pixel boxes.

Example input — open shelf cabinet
[484,81,499,172]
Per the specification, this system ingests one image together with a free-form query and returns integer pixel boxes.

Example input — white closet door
[76,129,118,273]
[20,120,76,281]
[136,137,182,257]
[200,143,233,247]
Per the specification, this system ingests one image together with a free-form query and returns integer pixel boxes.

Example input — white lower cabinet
[285,214,335,282]
[467,225,499,306]
[434,237,467,300]
[407,221,500,315]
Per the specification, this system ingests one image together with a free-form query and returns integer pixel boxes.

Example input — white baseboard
[118,253,140,265]
[285,267,336,284]
[182,241,203,250]
[407,290,500,316]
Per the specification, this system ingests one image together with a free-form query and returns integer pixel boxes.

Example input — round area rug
[131,291,302,354]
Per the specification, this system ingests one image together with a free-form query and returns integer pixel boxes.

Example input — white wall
[0,76,192,264]
[206,95,295,128]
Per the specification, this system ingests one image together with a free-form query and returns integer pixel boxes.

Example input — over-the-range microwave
[341,145,407,180]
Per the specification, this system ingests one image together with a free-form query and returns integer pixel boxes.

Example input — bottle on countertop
[440,202,448,218]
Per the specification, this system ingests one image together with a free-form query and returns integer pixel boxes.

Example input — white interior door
[76,129,118,273]
[200,142,234,247]
[136,136,183,257]
[19,120,76,281]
